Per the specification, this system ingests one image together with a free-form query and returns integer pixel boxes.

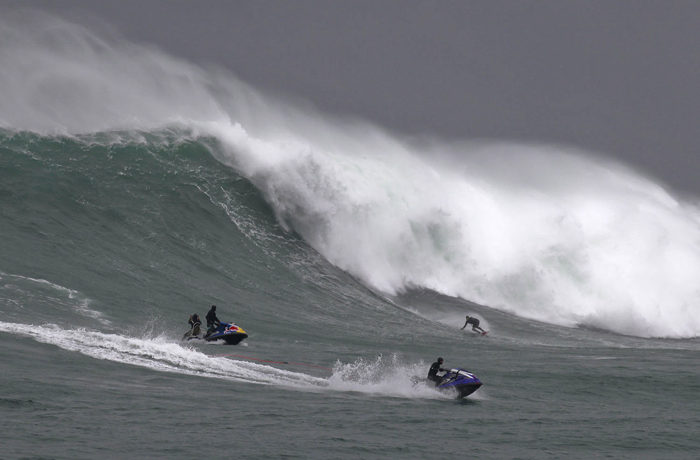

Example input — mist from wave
[2,11,699,338]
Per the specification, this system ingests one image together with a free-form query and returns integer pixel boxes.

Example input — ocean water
[1,12,699,459]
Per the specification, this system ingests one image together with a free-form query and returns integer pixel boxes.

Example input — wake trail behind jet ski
[214,353,332,371]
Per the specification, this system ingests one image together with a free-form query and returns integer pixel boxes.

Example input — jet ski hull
[450,381,482,398]
[202,322,248,345]
[436,368,483,398]
[209,331,248,345]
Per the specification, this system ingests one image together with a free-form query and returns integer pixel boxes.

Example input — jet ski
[435,368,482,398]
[203,321,248,345]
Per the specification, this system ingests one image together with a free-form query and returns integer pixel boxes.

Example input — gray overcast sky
[9,0,700,196]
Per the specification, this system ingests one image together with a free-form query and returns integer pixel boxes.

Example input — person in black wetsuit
[427,357,447,386]
[205,305,220,337]
[461,315,486,334]
[190,313,201,333]
[189,313,201,328]
[184,313,201,339]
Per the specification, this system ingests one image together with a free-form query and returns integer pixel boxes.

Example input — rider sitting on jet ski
[205,305,220,337]
[428,357,447,385]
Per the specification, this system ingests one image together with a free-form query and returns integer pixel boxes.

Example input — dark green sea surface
[1,132,698,459]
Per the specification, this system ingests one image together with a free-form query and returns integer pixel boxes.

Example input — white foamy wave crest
[210,121,700,339]
[1,12,699,338]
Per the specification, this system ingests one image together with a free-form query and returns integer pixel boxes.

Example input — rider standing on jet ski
[428,357,447,385]
[205,305,220,337]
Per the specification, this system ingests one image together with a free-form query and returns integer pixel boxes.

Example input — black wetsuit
[428,361,446,385]
[189,314,201,327]
[205,307,220,335]
[184,314,202,339]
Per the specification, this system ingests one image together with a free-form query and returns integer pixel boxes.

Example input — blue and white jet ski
[436,368,483,398]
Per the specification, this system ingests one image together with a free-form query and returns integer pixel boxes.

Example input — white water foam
[0,320,325,388]
[205,121,700,339]
[1,12,699,338]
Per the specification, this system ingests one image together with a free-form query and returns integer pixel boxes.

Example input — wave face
[2,11,700,339]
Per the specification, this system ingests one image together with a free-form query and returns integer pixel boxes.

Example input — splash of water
[327,355,450,399]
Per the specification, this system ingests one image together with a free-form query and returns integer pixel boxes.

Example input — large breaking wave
[2,10,699,338]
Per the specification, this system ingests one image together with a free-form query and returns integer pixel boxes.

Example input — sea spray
[327,354,449,399]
